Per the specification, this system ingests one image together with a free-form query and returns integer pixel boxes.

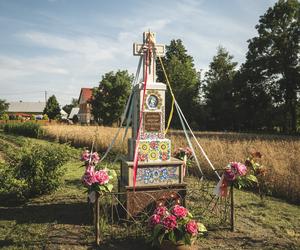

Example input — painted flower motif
[162,215,177,230]
[94,170,110,185]
[140,142,150,154]
[150,141,158,149]
[186,220,198,235]
[161,152,169,161]
[149,150,159,161]
[159,141,169,152]
[149,214,161,227]
[172,205,188,218]
[138,153,147,162]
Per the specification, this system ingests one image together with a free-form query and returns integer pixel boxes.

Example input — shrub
[0,163,29,202]
[0,140,76,202]
[43,114,49,120]
[3,122,44,138]
[0,113,9,120]
[18,143,74,195]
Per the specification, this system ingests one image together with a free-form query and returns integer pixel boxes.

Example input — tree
[63,98,78,115]
[91,70,133,125]
[0,99,9,115]
[203,47,238,130]
[156,39,201,128]
[43,95,61,120]
[241,0,300,132]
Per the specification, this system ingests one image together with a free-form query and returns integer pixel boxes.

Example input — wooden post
[230,184,234,232]
[95,192,100,246]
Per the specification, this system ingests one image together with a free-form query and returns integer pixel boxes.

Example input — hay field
[43,125,300,203]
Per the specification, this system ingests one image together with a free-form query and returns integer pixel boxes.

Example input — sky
[0,0,277,105]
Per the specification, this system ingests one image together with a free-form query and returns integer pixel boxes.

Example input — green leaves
[43,95,61,120]
[239,0,300,132]
[156,39,200,128]
[203,46,238,130]
[247,174,258,183]
[106,183,113,192]
[91,70,133,125]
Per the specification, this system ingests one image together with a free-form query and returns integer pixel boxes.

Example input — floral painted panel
[138,139,171,162]
[136,166,179,185]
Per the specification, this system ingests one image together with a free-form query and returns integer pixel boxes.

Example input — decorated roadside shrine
[119,32,186,217]
[80,31,257,248]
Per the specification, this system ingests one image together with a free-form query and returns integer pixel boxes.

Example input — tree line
[1,0,299,133]
[91,0,299,133]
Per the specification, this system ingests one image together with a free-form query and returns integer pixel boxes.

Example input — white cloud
[0,0,277,104]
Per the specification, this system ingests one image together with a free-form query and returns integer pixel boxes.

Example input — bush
[3,122,44,138]
[0,113,9,120]
[18,143,73,195]
[0,141,76,202]
[0,163,29,202]
[43,114,49,120]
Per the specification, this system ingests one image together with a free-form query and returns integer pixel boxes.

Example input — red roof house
[78,88,93,124]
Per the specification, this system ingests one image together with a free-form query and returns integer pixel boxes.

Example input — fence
[93,177,234,245]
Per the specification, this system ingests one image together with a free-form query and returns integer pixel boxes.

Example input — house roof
[68,107,79,119]
[8,102,46,113]
[79,88,93,103]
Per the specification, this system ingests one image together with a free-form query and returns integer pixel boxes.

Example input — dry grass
[43,125,300,203]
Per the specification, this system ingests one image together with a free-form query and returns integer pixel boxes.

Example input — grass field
[43,125,300,203]
[0,132,299,249]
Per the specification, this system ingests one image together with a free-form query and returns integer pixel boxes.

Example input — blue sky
[0,0,277,105]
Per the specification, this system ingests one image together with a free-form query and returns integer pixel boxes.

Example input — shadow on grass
[65,179,83,188]
[0,202,91,225]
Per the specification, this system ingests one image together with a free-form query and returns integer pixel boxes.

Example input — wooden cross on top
[133,31,165,83]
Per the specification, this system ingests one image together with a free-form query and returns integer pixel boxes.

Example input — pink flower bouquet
[215,161,258,197]
[80,150,116,194]
[148,205,207,246]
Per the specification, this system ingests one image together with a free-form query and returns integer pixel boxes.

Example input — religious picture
[147,94,159,109]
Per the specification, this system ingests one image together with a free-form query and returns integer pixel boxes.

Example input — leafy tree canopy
[91,70,133,126]
[43,95,61,120]
[0,99,9,115]
[204,46,238,130]
[156,39,201,128]
[242,0,300,132]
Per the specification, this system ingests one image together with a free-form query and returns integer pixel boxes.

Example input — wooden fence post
[95,192,100,246]
[230,184,234,232]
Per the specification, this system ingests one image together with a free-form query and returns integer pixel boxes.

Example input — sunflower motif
[159,141,169,153]
[139,142,150,154]
[149,150,159,161]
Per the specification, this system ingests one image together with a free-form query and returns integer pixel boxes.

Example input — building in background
[7,101,46,118]
[68,107,79,121]
[78,88,93,124]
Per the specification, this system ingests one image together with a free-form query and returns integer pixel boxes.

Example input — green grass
[0,133,299,249]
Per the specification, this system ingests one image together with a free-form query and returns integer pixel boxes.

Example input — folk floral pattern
[136,166,178,185]
[138,140,171,162]
[140,132,164,140]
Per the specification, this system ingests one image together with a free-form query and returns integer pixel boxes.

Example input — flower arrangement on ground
[80,150,116,202]
[148,205,207,247]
